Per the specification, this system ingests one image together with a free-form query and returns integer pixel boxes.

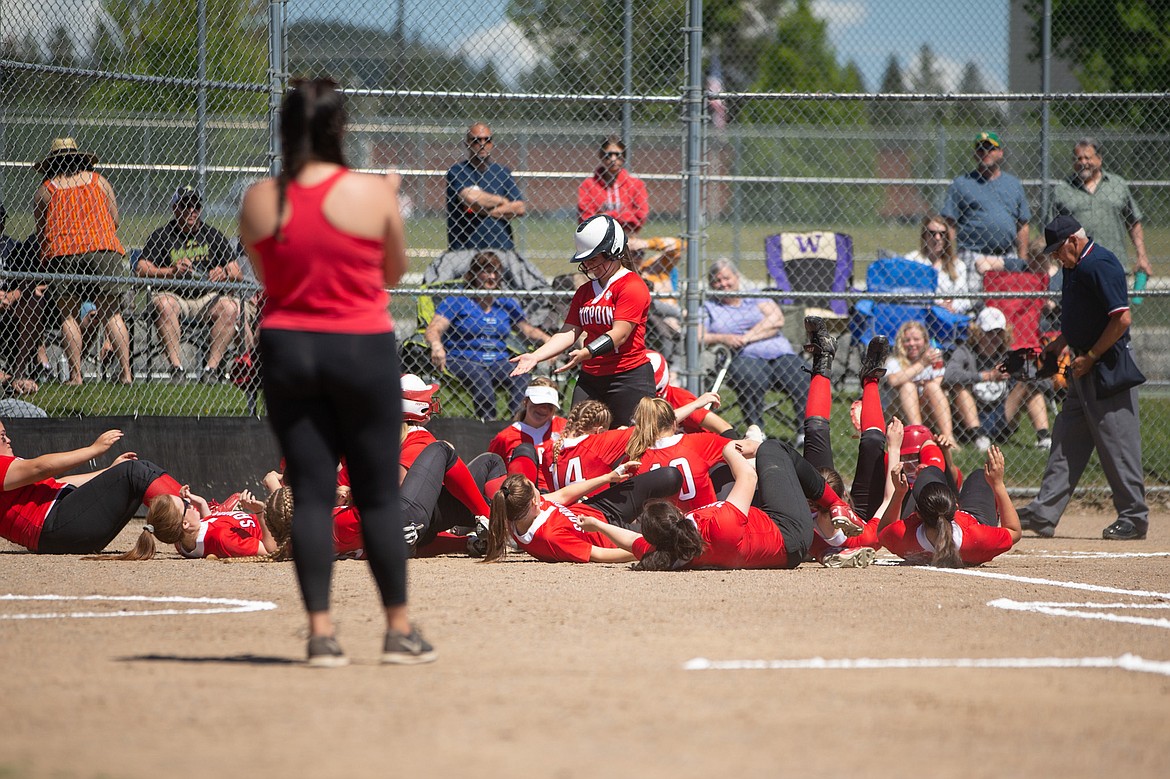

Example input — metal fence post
[682,0,704,395]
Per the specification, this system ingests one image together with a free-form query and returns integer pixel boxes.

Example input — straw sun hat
[35,137,99,172]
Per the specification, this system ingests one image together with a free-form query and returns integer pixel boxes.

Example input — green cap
[975,131,1001,148]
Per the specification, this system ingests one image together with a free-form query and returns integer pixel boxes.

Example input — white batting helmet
[401,374,440,423]
[646,350,669,397]
[573,214,626,262]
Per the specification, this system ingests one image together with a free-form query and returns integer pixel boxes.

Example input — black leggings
[912,465,998,526]
[38,459,168,554]
[573,361,656,428]
[802,417,887,522]
[429,452,505,541]
[581,467,682,529]
[754,440,815,568]
[261,329,406,613]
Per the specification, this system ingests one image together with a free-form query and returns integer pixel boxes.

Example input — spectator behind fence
[944,306,1051,452]
[33,137,132,385]
[1052,137,1151,277]
[1017,216,1147,542]
[884,319,956,445]
[424,251,551,421]
[941,131,1032,294]
[577,136,649,235]
[904,213,975,314]
[135,186,244,383]
[439,122,530,271]
[0,205,39,400]
[701,258,809,441]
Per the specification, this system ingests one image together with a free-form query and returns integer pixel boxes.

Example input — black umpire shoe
[1017,506,1055,538]
[1102,519,1146,541]
[859,336,889,382]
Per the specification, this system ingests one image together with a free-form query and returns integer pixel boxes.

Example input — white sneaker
[1035,436,1053,450]
[975,434,992,452]
[744,424,765,443]
[820,547,876,568]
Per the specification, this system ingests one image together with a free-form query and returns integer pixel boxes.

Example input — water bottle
[1132,270,1148,306]
[57,354,70,382]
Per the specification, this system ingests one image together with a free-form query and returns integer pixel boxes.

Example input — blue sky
[287,0,1010,91]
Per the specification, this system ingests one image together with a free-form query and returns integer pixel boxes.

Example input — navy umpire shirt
[1059,239,1130,353]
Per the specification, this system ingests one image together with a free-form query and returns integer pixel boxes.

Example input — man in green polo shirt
[1052,137,1151,277]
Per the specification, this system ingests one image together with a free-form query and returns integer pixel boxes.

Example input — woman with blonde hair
[884,320,956,445]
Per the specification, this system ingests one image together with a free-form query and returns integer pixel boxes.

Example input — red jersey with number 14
[539,427,633,493]
[632,501,792,569]
[565,268,650,375]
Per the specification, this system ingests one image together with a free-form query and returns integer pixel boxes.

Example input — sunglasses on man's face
[602,151,625,159]
[468,136,493,146]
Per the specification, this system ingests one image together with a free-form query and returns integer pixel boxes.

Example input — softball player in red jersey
[538,399,631,492]
[582,439,823,570]
[483,464,682,564]
[510,215,655,427]
[877,444,1021,567]
[175,510,272,558]
[646,350,735,436]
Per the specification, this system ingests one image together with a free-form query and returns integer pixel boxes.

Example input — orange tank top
[43,175,125,259]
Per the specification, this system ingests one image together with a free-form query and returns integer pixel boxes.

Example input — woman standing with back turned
[239,77,435,667]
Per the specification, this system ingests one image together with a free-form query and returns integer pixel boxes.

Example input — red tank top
[256,168,392,334]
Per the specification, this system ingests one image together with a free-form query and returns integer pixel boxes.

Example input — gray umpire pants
[1025,369,1148,532]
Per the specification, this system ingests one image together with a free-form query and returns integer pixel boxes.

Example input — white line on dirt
[0,593,277,620]
[683,654,1170,677]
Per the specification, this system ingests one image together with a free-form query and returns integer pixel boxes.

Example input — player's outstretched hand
[510,352,540,377]
[886,417,905,452]
[554,348,590,375]
[92,429,124,453]
[984,445,1006,485]
[696,391,721,410]
[611,460,640,482]
[111,451,138,465]
[890,462,909,497]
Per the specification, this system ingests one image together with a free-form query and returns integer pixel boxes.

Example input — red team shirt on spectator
[632,501,791,569]
[879,510,1012,565]
[564,268,650,375]
[539,427,634,493]
[489,417,567,461]
[175,511,265,558]
[0,455,69,551]
[510,498,620,563]
[635,432,726,511]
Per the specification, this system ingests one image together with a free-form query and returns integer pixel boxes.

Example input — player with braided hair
[539,400,631,494]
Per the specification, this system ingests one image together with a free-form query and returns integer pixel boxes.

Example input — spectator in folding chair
[904,213,977,314]
[944,306,1051,452]
[884,319,957,445]
[701,258,809,442]
[33,137,132,385]
[135,186,245,384]
[423,250,550,421]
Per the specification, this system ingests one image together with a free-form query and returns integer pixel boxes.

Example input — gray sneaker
[820,547,876,568]
[307,635,349,668]
[382,626,438,665]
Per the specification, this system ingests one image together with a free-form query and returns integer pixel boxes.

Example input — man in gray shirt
[942,131,1032,289]
[1052,137,1151,276]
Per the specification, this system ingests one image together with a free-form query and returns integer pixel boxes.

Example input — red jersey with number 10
[565,268,650,375]
[634,432,727,511]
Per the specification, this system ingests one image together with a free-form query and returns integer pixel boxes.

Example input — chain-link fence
[2,0,1168,490]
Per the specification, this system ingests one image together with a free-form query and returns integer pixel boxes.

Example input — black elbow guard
[586,334,616,358]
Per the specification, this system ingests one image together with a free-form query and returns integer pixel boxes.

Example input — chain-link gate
[1,0,1167,491]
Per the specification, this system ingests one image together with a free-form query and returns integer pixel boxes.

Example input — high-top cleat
[860,336,890,382]
[803,316,837,378]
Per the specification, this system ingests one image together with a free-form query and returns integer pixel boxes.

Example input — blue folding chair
[849,257,970,357]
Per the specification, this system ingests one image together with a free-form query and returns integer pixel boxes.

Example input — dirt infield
[2,508,1168,779]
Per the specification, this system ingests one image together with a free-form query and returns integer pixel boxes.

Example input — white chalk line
[0,594,277,620]
[683,654,1170,677]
